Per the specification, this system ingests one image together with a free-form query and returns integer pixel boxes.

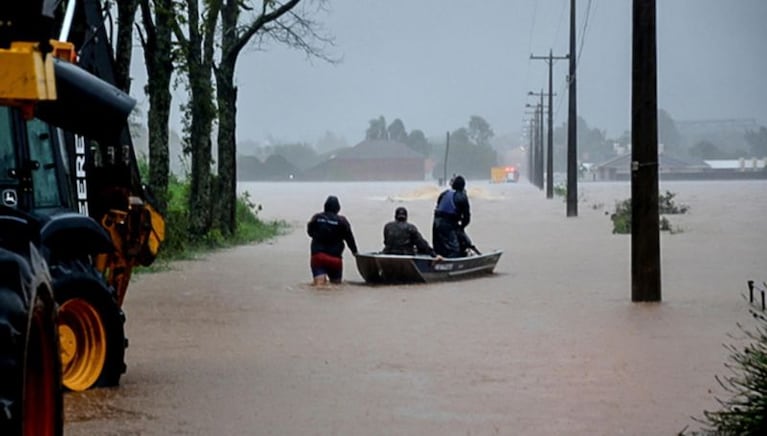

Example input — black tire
[0,248,63,436]
[51,260,126,390]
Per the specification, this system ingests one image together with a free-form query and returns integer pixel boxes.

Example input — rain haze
[64,1,767,435]
[131,0,767,146]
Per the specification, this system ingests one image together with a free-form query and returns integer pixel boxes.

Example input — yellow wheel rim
[58,298,107,391]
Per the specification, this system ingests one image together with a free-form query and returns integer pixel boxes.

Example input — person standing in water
[307,195,358,285]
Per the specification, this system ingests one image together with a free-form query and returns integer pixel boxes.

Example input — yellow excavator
[1,1,164,434]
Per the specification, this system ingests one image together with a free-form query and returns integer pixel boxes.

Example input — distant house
[592,153,767,181]
[237,155,266,181]
[301,139,426,181]
[592,153,708,181]
[237,154,299,181]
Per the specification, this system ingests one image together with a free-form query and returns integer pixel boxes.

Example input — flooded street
[64,180,767,435]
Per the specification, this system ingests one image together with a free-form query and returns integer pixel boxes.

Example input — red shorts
[310,253,343,282]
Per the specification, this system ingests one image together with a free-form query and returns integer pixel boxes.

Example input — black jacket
[382,220,435,256]
[307,211,358,257]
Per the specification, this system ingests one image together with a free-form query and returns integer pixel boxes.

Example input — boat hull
[355,250,502,284]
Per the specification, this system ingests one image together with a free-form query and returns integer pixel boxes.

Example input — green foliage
[387,118,407,143]
[553,184,567,198]
[658,190,689,214]
[553,116,614,168]
[431,118,499,179]
[610,191,688,234]
[148,177,285,265]
[405,129,431,156]
[468,115,494,147]
[683,310,767,435]
[611,199,631,234]
[366,115,387,140]
[137,153,150,183]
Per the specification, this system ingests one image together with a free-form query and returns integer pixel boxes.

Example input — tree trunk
[184,0,216,235]
[139,0,173,212]
[114,0,139,93]
[214,0,239,235]
[215,62,237,235]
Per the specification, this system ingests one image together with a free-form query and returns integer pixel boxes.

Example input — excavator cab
[0,108,71,214]
[1,6,166,433]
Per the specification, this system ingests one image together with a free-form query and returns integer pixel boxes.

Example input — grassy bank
[142,176,287,269]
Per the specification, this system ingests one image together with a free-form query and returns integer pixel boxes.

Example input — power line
[576,0,594,68]
[552,0,568,48]
[522,2,539,123]
[552,0,596,123]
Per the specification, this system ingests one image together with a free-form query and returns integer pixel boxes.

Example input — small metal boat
[355,250,503,284]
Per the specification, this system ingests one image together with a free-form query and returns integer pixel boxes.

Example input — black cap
[395,206,408,221]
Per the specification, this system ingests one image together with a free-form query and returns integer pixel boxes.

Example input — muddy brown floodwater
[64,180,767,435]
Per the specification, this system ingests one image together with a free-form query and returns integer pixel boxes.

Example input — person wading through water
[432,175,472,258]
[382,206,442,259]
[307,195,358,285]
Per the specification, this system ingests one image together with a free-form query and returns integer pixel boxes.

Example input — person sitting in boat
[307,195,358,285]
[382,207,441,258]
[432,175,471,258]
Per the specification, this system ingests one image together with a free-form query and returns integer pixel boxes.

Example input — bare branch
[225,0,301,64]
[250,2,338,64]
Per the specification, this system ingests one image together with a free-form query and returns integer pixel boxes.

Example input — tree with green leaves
[468,115,494,147]
[405,129,430,156]
[387,118,407,143]
[366,115,388,140]
[433,121,497,179]
[554,116,613,167]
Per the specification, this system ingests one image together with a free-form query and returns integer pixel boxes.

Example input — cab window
[0,107,16,182]
[26,119,64,209]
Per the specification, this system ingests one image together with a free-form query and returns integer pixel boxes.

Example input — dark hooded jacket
[433,176,471,228]
[307,196,358,257]
[382,207,436,256]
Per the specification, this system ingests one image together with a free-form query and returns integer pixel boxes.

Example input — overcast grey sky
[131,0,767,147]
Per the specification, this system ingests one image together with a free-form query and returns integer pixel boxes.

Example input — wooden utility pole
[631,0,661,301]
[528,93,553,191]
[566,0,578,216]
[531,50,567,198]
[524,114,537,184]
[525,104,544,189]
[538,92,545,189]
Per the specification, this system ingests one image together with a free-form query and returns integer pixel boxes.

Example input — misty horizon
[129,0,767,148]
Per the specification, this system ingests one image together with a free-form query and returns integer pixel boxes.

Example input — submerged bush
[610,191,687,234]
